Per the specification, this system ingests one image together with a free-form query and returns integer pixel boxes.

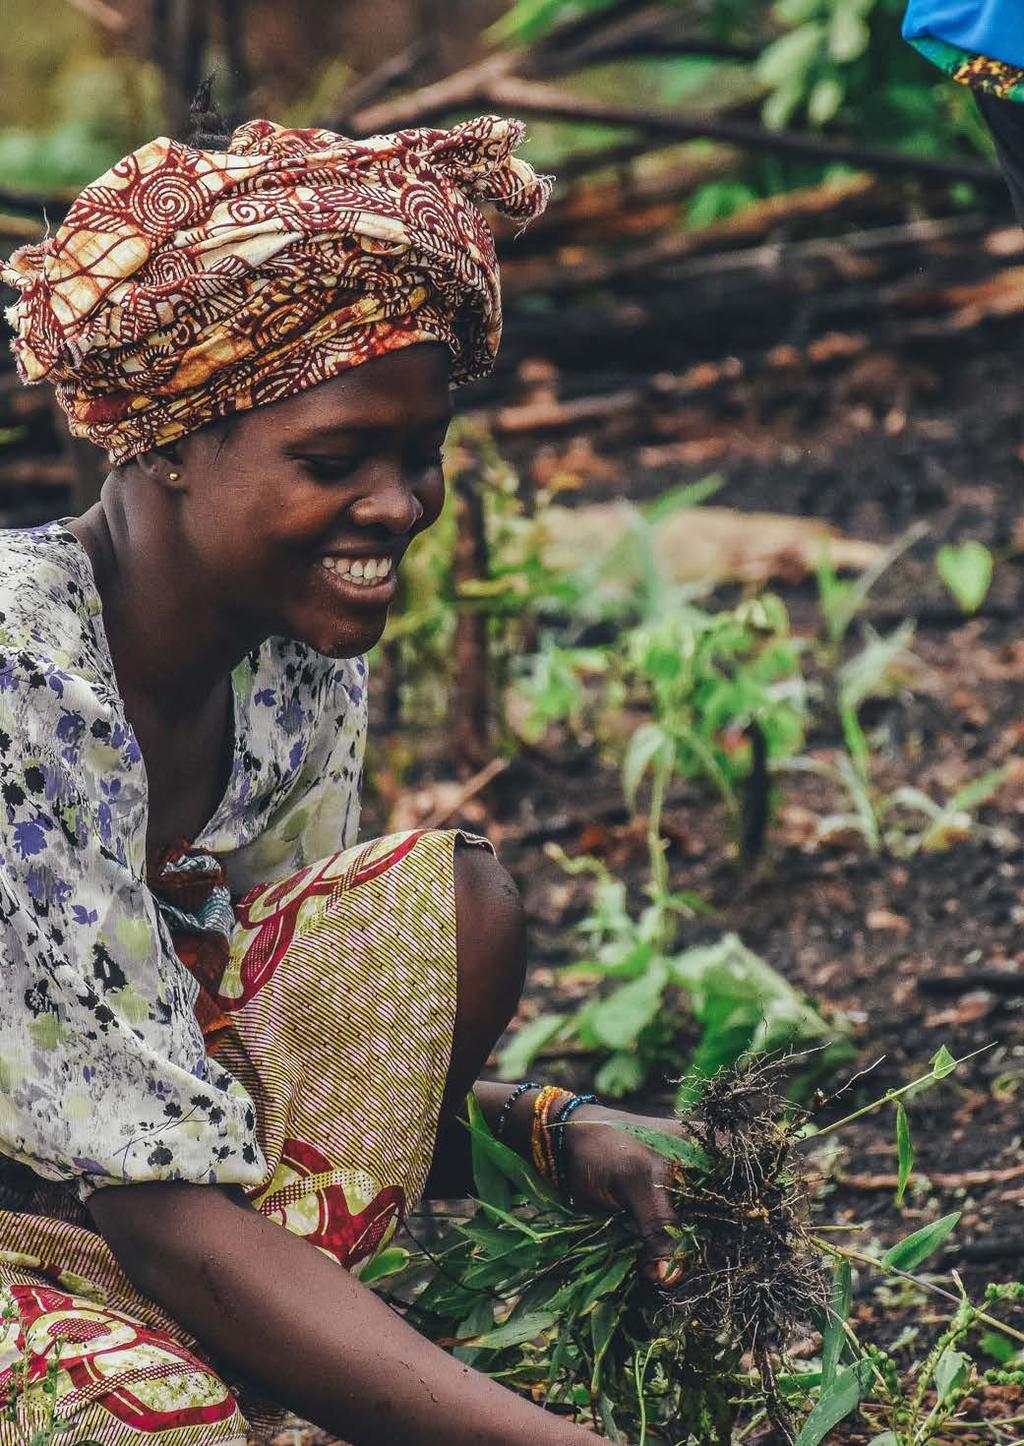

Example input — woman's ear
[134,448,188,493]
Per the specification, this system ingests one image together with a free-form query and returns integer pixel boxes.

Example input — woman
[904,0,1024,219]
[0,110,685,1445]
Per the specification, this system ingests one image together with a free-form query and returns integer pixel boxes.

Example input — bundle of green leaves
[381,1048,1024,1445]
[389,1060,829,1444]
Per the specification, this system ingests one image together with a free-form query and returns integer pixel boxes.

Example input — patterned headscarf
[1,116,550,465]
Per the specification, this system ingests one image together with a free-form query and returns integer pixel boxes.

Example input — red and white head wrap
[1,115,550,465]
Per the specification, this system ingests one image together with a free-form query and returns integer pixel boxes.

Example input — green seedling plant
[391,1046,1019,1444]
[516,502,809,846]
[811,527,1007,855]
[936,541,995,616]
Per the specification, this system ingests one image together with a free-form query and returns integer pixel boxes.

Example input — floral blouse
[0,523,367,1199]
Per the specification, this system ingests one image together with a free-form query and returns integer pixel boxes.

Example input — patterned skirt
[0,829,476,1445]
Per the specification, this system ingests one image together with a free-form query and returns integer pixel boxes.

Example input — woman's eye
[301,456,362,482]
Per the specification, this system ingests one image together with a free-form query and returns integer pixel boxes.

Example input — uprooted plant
[379,1046,1024,1445]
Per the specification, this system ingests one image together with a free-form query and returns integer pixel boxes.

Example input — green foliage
[514,506,808,839]
[936,541,995,615]
[750,0,991,158]
[391,1049,1022,1443]
[498,849,851,1100]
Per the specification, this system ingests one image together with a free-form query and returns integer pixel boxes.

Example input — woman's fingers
[620,1164,686,1286]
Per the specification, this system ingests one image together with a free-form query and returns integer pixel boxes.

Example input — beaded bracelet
[551,1092,598,1206]
[494,1080,541,1141]
[530,1085,574,1189]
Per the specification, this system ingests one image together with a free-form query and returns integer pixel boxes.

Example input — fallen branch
[421,758,510,829]
[332,40,432,131]
[918,971,1024,997]
[839,1162,1024,1191]
[486,77,1006,190]
[0,213,44,241]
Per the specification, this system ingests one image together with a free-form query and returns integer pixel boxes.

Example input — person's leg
[423,842,528,1196]
[0,1274,248,1445]
[217,829,525,1267]
[976,90,1024,223]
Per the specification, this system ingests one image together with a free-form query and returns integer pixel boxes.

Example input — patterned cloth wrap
[0,115,551,464]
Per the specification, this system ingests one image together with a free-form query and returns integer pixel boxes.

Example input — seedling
[936,541,995,616]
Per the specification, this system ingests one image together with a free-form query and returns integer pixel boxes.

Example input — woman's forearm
[88,1181,587,1446]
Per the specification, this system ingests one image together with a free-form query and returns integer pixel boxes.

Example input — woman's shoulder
[0,523,105,671]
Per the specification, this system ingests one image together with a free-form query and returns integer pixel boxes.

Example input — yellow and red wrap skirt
[0,828,477,1445]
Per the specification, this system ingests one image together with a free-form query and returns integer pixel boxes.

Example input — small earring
[168,470,181,481]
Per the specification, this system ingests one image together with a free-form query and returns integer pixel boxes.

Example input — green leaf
[642,475,722,522]
[795,1362,869,1446]
[930,1045,957,1080]
[821,1259,852,1389]
[622,722,672,810]
[756,23,824,89]
[948,766,1007,815]
[594,1050,646,1097]
[588,960,668,1050]
[895,1101,913,1207]
[467,1093,512,1214]
[496,1012,566,1080]
[808,75,844,125]
[358,1245,410,1285]
[462,1100,559,1207]
[578,1252,637,1313]
[937,541,994,614]
[469,1309,558,1349]
[828,8,870,62]
[866,1435,898,1446]
[476,1198,543,1240]
[775,0,822,22]
[881,1211,960,1272]
[595,1120,711,1173]
[980,1330,1017,1365]
[934,1347,970,1405]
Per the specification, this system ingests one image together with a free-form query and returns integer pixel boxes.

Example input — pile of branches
[2,0,1023,517]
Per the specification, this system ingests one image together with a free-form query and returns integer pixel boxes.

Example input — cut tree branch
[484,78,1006,190]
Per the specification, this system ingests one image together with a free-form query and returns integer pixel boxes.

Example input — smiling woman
[0,103,684,1446]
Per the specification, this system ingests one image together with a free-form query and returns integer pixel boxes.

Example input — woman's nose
[348,473,424,533]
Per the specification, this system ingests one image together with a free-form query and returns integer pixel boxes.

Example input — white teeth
[319,555,393,586]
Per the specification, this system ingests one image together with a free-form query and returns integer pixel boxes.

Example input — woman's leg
[217,828,521,1268]
[0,1274,248,1445]
[424,844,528,1195]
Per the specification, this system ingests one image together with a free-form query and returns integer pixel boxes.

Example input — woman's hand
[560,1102,686,1284]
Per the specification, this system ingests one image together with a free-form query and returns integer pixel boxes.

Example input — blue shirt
[903,0,1024,69]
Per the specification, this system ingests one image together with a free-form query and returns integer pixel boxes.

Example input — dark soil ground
[353,324,1024,1443]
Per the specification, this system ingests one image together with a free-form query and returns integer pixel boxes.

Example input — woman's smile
[315,549,399,605]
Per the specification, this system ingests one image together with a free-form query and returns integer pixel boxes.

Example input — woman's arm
[88,1181,589,1446]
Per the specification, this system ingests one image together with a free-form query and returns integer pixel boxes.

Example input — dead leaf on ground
[540,503,880,587]
[866,908,910,934]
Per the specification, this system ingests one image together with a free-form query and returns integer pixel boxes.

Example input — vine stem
[811,1237,1024,1349]
[801,1044,993,1144]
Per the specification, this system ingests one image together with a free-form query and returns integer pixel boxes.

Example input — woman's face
[173,343,451,657]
